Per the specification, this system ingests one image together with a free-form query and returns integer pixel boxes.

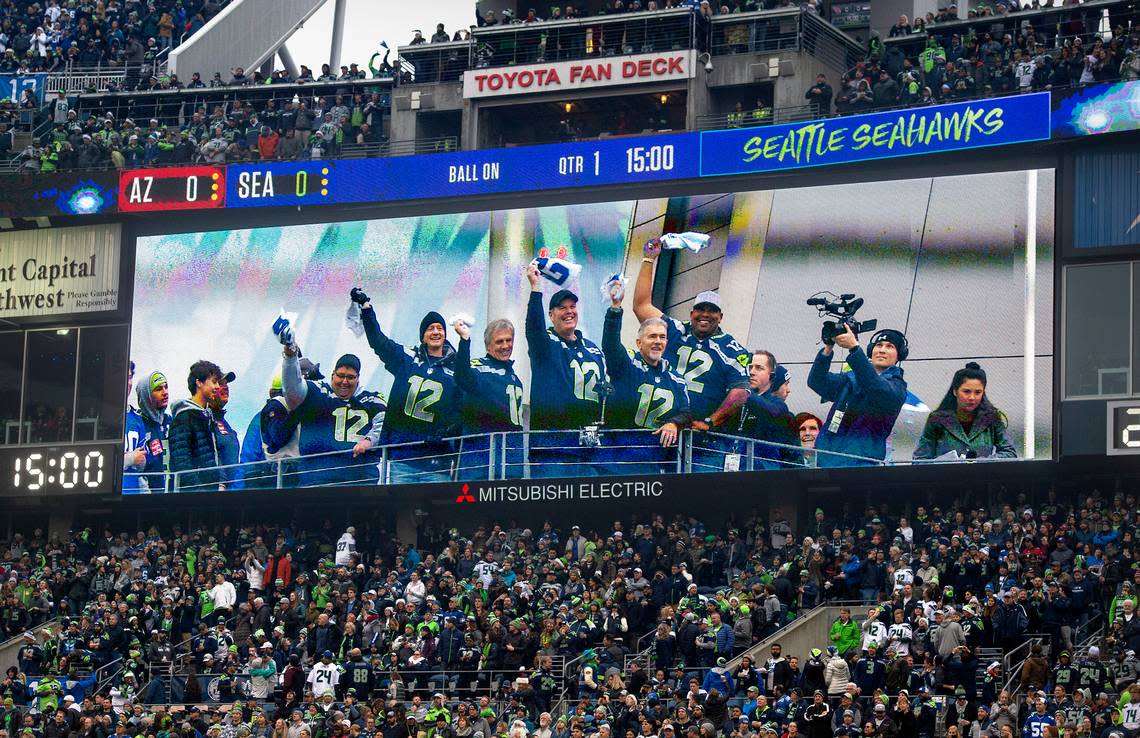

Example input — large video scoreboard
[2,81,1139,499]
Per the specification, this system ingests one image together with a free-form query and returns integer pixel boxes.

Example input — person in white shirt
[245,551,266,592]
[404,571,426,606]
[335,526,357,566]
[886,609,913,656]
[210,573,237,623]
[472,550,500,587]
[307,651,343,698]
[861,607,888,651]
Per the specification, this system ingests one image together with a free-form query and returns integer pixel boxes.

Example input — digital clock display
[1,444,118,494]
[1106,401,1140,455]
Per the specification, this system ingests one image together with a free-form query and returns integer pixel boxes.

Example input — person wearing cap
[913,362,1016,461]
[739,351,802,469]
[123,369,172,493]
[277,320,386,487]
[600,284,692,464]
[450,314,525,480]
[169,359,227,492]
[206,367,243,490]
[523,261,607,477]
[1077,646,1112,695]
[632,244,750,449]
[349,286,460,484]
[806,322,908,467]
[237,357,323,489]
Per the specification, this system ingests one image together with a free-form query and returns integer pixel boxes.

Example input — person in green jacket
[36,670,63,712]
[829,608,861,657]
[913,362,1017,461]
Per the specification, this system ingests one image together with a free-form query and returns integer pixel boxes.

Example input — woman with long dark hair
[913,362,1017,460]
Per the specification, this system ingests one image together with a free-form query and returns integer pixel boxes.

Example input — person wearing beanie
[806,323,908,467]
[277,311,386,486]
[913,361,1017,460]
[350,287,460,483]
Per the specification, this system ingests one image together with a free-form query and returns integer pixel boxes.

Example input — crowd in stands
[810,8,1140,116]
[6,81,391,171]
[0,0,232,74]
[2,488,1140,738]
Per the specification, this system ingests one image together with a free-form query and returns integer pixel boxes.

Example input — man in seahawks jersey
[524,264,607,478]
[351,288,461,484]
[452,317,524,480]
[279,323,386,487]
[601,290,691,474]
[633,244,750,472]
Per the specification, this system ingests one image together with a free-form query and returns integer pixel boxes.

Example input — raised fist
[349,287,370,305]
[272,316,295,347]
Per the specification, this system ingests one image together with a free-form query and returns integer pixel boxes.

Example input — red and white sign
[463,50,695,99]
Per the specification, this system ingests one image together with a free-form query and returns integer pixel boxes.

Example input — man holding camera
[807,324,908,467]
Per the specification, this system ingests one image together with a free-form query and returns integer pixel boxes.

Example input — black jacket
[168,399,219,491]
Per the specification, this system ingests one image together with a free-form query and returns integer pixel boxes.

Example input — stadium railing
[397,7,862,84]
[881,0,1135,56]
[709,8,865,72]
[123,428,1020,494]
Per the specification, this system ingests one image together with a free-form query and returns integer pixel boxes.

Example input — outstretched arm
[632,243,664,323]
[281,350,308,411]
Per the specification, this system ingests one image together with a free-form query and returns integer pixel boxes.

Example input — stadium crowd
[0,0,233,74]
[811,11,1140,116]
[2,487,1140,738]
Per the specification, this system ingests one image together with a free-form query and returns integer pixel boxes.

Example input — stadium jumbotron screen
[124,168,1054,494]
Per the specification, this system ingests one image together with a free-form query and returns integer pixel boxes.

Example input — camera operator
[806,325,908,467]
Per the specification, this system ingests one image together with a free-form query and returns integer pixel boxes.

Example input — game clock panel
[1106,401,1140,455]
[1,444,118,494]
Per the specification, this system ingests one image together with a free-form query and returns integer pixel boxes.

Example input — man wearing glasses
[278,325,386,487]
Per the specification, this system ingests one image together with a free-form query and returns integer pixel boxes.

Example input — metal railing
[709,8,864,71]
[397,7,863,83]
[472,8,697,69]
[124,427,1021,494]
[881,0,1133,53]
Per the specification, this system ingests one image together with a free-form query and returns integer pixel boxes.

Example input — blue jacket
[702,667,735,696]
[807,346,906,466]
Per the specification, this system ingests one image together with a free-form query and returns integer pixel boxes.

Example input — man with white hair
[601,284,692,472]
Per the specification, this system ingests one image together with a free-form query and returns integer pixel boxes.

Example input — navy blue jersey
[294,380,386,486]
[601,308,692,431]
[360,305,462,448]
[123,409,171,493]
[738,391,802,468]
[662,316,750,420]
[455,337,523,433]
[525,291,607,432]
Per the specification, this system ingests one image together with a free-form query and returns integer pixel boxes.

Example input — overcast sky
[289,1,475,71]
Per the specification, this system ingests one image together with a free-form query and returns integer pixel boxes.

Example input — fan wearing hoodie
[123,370,171,493]
[352,287,461,483]
[168,360,224,492]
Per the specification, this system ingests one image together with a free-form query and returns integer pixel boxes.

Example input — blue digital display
[699,93,1052,177]
[225,134,700,208]
[224,95,1050,211]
